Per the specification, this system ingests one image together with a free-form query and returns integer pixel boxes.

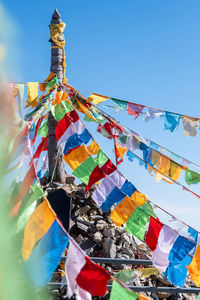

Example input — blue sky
[3,0,200,230]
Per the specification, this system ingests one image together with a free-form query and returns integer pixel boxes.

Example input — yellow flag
[22,198,56,260]
[87,140,100,155]
[64,145,90,170]
[130,190,147,207]
[139,268,159,278]
[110,195,137,227]
[115,143,127,158]
[87,93,109,105]
[187,245,200,287]
[25,82,39,108]
[169,161,182,181]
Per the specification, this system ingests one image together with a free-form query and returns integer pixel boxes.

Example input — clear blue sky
[3,0,200,231]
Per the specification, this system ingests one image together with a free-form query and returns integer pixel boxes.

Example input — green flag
[125,206,150,240]
[95,149,108,165]
[185,168,200,185]
[73,156,98,184]
[141,200,157,218]
[111,98,128,110]
[119,133,128,145]
[38,120,48,138]
[45,76,58,91]
[51,101,73,121]
[110,281,138,300]
[115,270,133,283]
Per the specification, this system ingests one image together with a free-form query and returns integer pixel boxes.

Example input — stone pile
[44,181,197,300]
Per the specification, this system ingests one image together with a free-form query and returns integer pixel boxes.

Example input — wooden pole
[48,9,66,183]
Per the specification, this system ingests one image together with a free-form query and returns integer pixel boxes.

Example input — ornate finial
[51,9,61,24]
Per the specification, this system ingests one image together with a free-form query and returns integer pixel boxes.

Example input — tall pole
[48,9,66,183]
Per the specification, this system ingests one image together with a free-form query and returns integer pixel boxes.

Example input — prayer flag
[87,140,100,154]
[76,256,111,296]
[130,190,147,207]
[128,103,144,118]
[121,180,136,197]
[101,159,117,175]
[51,101,73,121]
[166,235,196,287]
[185,168,200,185]
[110,170,126,189]
[145,216,163,251]
[182,116,198,137]
[72,156,97,184]
[25,82,39,108]
[125,206,150,240]
[111,98,128,110]
[115,143,127,165]
[23,220,69,288]
[38,120,48,138]
[87,93,109,105]
[164,112,181,132]
[17,83,24,115]
[169,161,182,181]
[65,241,92,299]
[85,165,106,192]
[187,245,200,287]
[144,108,163,122]
[64,144,90,170]
[95,149,108,165]
[22,199,56,260]
[152,224,178,272]
[100,187,125,211]
[110,195,137,227]
[110,281,138,300]
[92,176,116,206]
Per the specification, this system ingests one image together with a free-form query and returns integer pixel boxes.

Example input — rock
[76,221,90,233]
[75,234,85,244]
[75,205,90,215]
[121,232,132,244]
[93,232,103,243]
[96,220,109,231]
[90,215,103,222]
[65,175,75,184]
[103,228,115,238]
[103,237,116,258]
[80,238,96,255]
[122,247,135,257]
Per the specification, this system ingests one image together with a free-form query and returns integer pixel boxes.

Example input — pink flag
[128,103,144,118]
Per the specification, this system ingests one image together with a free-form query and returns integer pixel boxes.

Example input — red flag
[68,109,79,122]
[55,114,71,141]
[85,165,106,192]
[145,216,163,251]
[101,159,117,175]
[76,256,111,296]
[32,136,48,161]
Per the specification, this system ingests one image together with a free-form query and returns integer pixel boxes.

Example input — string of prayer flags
[187,245,200,287]
[145,216,163,251]
[25,82,39,108]
[92,176,116,207]
[76,98,97,121]
[128,103,144,119]
[100,186,125,212]
[87,140,100,155]
[185,168,200,185]
[151,225,178,273]
[45,75,58,92]
[101,159,117,175]
[139,268,159,278]
[111,98,128,110]
[55,110,77,143]
[40,72,56,91]
[165,234,196,287]
[182,116,198,137]
[22,198,56,260]
[23,219,69,288]
[87,93,109,105]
